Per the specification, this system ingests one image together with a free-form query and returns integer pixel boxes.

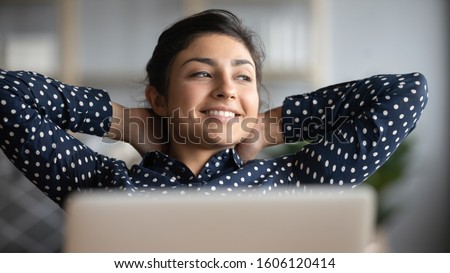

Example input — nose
[211,75,237,100]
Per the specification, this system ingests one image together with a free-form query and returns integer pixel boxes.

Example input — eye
[191,71,212,78]
[236,75,252,82]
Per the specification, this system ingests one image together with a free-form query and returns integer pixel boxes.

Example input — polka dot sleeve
[282,73,428,186]
[0,69,128,205]
[0,70,112,135]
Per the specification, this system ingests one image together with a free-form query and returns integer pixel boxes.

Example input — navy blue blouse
[0,69,428,206]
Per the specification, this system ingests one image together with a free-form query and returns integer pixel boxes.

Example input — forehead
[173,34,255,66]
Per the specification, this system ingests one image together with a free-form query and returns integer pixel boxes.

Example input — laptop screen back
[63,186,376,252]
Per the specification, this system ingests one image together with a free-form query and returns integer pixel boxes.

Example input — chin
[200,134,240,147]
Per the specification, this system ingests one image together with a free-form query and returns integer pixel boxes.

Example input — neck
[168,142,232,176]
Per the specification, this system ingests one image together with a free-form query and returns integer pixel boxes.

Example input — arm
[240,73,428,186]
[0,69,129,205]
[106,102,168,156]
[287,73,428,185]
[236,107,283,163]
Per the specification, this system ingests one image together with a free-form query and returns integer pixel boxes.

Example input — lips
[203,110,236,117]
[200,106,242,118]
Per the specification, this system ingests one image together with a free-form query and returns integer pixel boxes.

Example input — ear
[145,85,168,116]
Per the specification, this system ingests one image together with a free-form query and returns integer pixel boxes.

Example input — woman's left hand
[235,123,266,163]
[236,108,284,163]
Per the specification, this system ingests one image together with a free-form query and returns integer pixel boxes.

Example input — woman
[0,9,428,206]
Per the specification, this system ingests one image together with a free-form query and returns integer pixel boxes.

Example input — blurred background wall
[0,0,448,252]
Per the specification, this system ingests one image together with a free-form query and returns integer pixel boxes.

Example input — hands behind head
[107,103,169,157]
[108,103,283,163]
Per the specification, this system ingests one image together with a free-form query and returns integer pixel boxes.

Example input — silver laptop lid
[63,186,376,253]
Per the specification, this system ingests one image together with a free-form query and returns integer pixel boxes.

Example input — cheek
[166,84,201,113]
[243,92,260,116]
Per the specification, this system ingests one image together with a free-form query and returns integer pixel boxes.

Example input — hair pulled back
[145,9,265,95]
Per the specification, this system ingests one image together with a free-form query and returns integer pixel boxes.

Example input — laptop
[62,185,376,253]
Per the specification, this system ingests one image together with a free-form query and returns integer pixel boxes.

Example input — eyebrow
[181,57,254,68]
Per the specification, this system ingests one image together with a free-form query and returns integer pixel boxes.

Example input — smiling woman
[0,9,428,206]
[145,34,261,174]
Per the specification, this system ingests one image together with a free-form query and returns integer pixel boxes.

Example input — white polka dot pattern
[0,70,428,206]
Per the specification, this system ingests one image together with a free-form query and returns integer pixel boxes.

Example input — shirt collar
[141,148,243,180]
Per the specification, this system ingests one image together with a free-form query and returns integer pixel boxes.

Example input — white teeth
[206,110,236,117]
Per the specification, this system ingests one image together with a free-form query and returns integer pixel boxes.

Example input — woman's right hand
[107,102,168,156]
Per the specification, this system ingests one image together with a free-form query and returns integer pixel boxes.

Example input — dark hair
[145,9,265,96]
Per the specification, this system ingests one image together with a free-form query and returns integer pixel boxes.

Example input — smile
[202,110,237,117]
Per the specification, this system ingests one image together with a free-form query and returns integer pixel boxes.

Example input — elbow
[406,72,429,110]
[412,72,428,97]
